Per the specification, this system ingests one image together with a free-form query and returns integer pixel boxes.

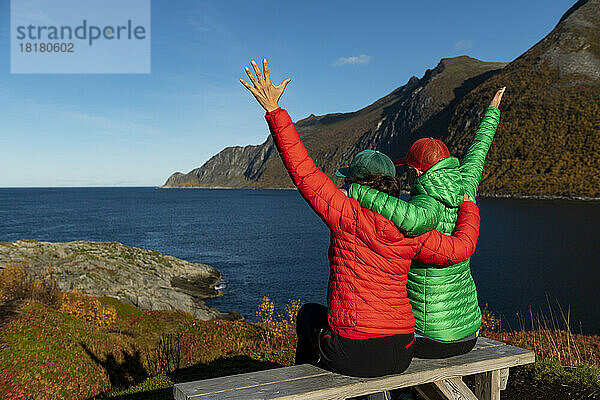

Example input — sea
[1,187,599,334]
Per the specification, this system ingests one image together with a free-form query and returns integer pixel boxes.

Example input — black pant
[295,303,415,378]
[413,334,477,359]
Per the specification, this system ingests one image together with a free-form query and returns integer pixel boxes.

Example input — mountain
[164,0,600,197]
[163,56,507,189]
[444,0,600,197]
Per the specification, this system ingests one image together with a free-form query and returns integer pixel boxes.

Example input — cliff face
[164,0,600,197]
[163,145,265,188]
[164,56,507,189]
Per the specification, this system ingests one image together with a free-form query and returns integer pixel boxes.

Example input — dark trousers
[295,303,415,378]
[413,334,477,359]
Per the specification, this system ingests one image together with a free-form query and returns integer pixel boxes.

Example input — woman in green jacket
[347,87,505,358]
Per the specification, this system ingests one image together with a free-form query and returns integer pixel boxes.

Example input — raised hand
[489,87,506,108]
[240,59,291,112]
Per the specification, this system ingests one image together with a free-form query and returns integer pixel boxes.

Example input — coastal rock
[0,240,234,321]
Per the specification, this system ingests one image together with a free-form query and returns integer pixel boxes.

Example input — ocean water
[1,187,599,334]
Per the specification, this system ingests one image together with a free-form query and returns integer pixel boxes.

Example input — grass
[0,296,298,399]
[0,269,298,399]
[1,267,599,399]
[480,302,600,388]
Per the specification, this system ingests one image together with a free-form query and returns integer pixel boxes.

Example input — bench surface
[173,337,535,400]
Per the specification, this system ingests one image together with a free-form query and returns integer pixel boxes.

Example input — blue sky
[0,0,575,187]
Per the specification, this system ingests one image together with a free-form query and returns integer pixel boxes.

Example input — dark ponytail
[353,175,402,197]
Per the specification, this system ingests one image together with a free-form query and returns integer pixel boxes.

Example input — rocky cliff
[164,0,600,197]
[0,240,238,321]
[163,56,507,189]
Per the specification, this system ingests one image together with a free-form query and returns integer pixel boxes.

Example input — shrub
[256,296,275,325]
[0,264,61,308]
[282,299,302,326]
[254,297,301,363]
[145,332,184,376]
[60,290,117,327]
[256,296,282,340]
[480,303,500,332]
[257,297,302,327]
[256,297,302,340]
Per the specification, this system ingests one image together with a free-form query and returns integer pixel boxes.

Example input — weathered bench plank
[416,377,479,400]
[174,337,534,400]
[470,337,505,351]
[173,364,331,400]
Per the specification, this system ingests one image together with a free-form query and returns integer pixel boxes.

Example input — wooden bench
[173,337,535,400]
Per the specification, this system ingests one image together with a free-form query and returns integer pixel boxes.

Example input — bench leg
[473,369,502,400]
[499,367,509,390]
[415,377,478,400]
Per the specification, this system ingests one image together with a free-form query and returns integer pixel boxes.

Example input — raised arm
[459,88,505,201]
[266,108,352,229]
[241,59,352,230]
[413,198,480,265]
[348,183,443,236]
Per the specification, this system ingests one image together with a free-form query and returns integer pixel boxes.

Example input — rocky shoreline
[0,240,241,321]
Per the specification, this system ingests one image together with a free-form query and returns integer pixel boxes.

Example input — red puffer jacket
[265,108,480,338]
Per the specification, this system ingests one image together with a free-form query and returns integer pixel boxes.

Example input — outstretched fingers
[241,59,289,112]
[263,59,271,84]
[251,60,264,83]
[244,66,259,87]
[277,78,291,90]
[240,78,256,93]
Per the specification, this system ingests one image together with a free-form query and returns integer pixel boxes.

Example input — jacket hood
[411,157,464,207]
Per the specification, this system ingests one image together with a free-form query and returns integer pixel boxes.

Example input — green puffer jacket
[348,106,500,341]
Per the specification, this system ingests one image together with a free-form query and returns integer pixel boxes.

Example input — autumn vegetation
[0,267,598,399]
[448,62,600,198]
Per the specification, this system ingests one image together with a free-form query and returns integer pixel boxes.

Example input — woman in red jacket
[241,59,481,378]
